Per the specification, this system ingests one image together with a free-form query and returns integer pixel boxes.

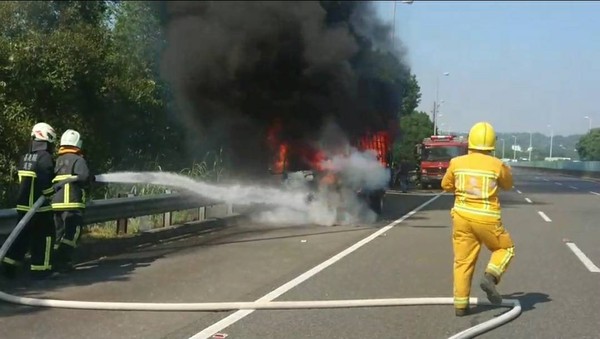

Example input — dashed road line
[590,191,600,196]
[569,185,578,190]
[565,242,600,273]
[516,189,522,194]
[537,211,552,222]
[525,198,532,203]
[188,194,444,339]
[555,182,562,186]
[543,178,549,182]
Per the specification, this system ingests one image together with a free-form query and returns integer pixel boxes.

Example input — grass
[83,150,227,239]
[82,209,203,240]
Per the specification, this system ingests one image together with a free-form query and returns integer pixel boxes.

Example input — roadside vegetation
[3,1,593,238]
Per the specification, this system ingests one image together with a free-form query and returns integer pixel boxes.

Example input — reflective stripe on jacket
[16,141,55,212]
[51,151,90,210]
[441,152,513,222]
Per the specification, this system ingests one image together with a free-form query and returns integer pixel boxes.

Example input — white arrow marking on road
[525,198,532,203]
[565,242,600,273]
[537,211,552,222]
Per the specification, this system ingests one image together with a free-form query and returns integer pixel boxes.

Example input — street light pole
[512,135,517,160]
[433,72,450,135]
[500,138,505,159]
[548,125,554,159]
[584,116,592,133]
[392,1,397,43]
[528,131,533,161]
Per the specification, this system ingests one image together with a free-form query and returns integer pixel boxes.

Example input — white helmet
[31,122,57,143]
[60,129,83,148]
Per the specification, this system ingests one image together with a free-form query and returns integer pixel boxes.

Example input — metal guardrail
[511,161,600,179]
[0,193,233,236]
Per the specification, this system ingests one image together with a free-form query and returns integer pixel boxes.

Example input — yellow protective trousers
[451,211,515,309]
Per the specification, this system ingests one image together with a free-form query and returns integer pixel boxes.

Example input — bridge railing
[0,193,237,236]
[510,161,600,179]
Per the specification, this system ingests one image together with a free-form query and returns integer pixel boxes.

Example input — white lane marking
[525,198,532,203]
[543,178,549,182]
[565,243,600,273]
[537,211,552,222]
[590,191,600,196]
[555,182,562,186]
[516,190,522,194]
[569,186,578,190]
[189,194,444,339]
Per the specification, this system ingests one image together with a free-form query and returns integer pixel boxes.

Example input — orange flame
[356,131,390,166]
[267,121,391,174]
[266,120,289,174]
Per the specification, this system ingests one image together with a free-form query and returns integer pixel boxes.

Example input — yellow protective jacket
[441,152,513,222]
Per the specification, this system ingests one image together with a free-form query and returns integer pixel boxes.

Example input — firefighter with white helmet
[441,121,515,316]
[51,129,93,272]
[1,122,57,280]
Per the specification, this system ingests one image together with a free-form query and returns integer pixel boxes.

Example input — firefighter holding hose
[51,129,93,272]
[441,121,515,317]
[1,123,57,280]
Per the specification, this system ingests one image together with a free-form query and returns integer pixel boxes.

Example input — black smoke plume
[158,1,410,178]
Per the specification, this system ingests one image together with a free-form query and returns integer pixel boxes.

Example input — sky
[373,1,600,136]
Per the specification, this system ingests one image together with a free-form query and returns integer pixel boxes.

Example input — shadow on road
[0,193,439,319]
[502,291,552,312]
[0,253,159,318]
[467,291,551,319]
[410,225,449,228]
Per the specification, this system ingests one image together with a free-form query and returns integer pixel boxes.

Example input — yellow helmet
[468,122,496,150]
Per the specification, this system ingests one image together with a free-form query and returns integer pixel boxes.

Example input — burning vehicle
[159,2,410,223]
[266,119,393,218]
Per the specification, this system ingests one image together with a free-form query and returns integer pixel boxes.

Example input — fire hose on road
[0,176,521,339]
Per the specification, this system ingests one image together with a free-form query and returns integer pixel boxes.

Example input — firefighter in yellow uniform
[441,121,515,316]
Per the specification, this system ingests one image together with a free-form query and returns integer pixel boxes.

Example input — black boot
[30,269,53,281]
[455,307,470,317]
[53,245,74,273]
[1,263,17,280]
[479,273,502,305]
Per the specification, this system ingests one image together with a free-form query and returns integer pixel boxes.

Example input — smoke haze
[159,1,410,176]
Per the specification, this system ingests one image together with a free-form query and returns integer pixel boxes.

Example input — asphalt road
[1,168,599,339]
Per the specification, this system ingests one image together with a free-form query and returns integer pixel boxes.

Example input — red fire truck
[415,135,468,189]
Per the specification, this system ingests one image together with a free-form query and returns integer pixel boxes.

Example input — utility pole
[512,135,517,161]
[432,101,437,135]
[500,139,505,159]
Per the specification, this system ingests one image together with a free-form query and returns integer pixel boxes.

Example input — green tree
[0,1,186,206]
[393,111,434,164]
[576,128,600,161]
[106,0,183,169]
[399,74,421,118]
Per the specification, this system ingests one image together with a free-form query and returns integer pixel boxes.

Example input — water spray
[0,175,520,339]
